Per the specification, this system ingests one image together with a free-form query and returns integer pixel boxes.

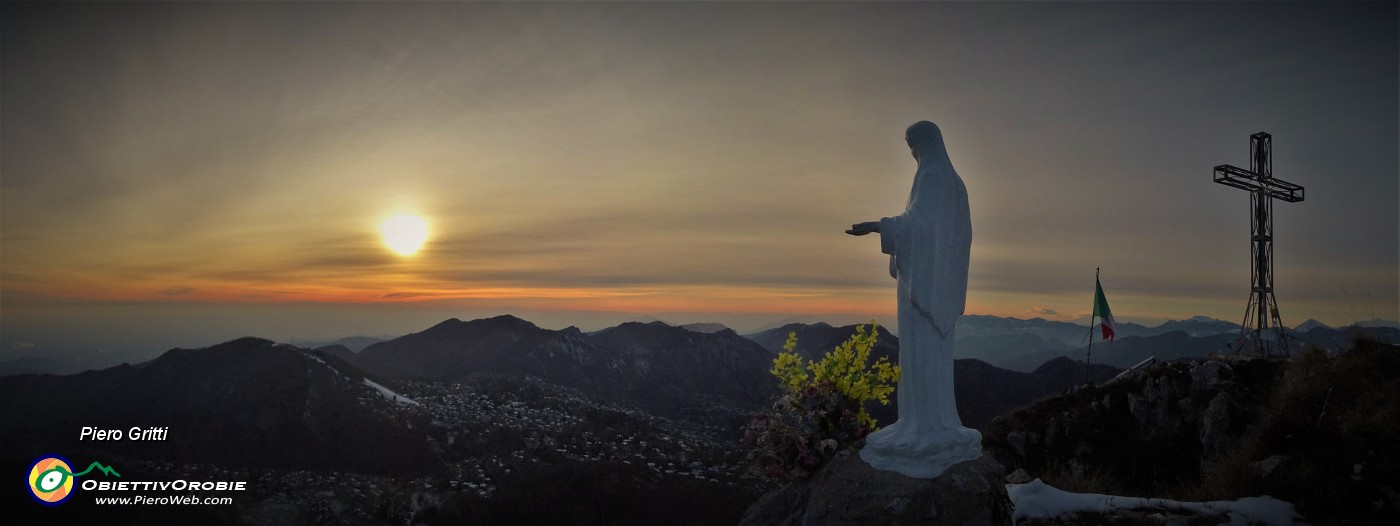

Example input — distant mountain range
[956,315,1090,345]
[1294,319,1330,332]
[1353,318,1400,329]
[4,314,1395,432]
[679,322,731,334]
[1018,331,1238,370]
[315,343,358,362]
[348,315,775,416]
[1135,315,1240,337]
[648,314,1254,376]
[897,315,1238,372]
[743,315,1233,373]
[300,335,385,352]
[7,314,1395,378]
[995,322,1400,371]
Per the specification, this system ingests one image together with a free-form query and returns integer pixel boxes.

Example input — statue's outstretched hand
[846,221,880,236]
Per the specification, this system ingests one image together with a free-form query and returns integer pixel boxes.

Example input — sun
[380,214,429,256]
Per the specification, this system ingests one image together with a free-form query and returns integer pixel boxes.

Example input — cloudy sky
[2,2,1395,348]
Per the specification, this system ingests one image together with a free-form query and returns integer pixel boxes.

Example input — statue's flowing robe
[860,121,981,479]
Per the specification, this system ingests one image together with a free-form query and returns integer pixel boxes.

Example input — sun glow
[380,214,429,256]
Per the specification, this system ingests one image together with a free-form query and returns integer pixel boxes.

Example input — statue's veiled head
[902,120,957,212]
[905,120,947,164]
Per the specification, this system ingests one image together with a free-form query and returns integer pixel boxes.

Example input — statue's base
[739,451,1010,526]
[860,425,982,479]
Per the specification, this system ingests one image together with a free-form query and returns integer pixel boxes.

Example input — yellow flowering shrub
[745,322,901,481]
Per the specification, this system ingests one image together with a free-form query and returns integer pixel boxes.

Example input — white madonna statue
[846,120,982,479]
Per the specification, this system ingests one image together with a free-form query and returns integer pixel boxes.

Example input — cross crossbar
[1213,165,1305,202]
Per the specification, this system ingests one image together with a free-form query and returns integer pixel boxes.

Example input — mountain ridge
[0,337,431,476]
[350,315,776,416]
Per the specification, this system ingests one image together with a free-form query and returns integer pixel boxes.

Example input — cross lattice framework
[1213,132,1305,357]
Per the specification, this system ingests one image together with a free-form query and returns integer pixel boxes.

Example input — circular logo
[27,455,76,506]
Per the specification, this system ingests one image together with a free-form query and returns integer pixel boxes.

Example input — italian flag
[1093,277,1116,341]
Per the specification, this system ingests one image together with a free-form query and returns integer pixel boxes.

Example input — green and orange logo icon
[26,455,120,506]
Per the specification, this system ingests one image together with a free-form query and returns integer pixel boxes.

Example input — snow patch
[363,378,420,406]
[1008,479,1301,525]
[1104,356,1156,386]
[301,352,347,380]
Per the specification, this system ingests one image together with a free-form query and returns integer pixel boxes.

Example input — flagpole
[1085,267,1099,385]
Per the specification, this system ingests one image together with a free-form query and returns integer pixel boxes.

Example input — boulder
[1190,360,1233,393]
[1005,468,1033,484]
[739,451,1011,526]
[1199,389,1238,458]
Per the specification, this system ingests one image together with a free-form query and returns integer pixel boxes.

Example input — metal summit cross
[1213,132,1305,357]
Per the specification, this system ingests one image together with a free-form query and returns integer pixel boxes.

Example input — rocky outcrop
[983,341,1400,525]
[739,452,1011,526]
[983,357,1285,496]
